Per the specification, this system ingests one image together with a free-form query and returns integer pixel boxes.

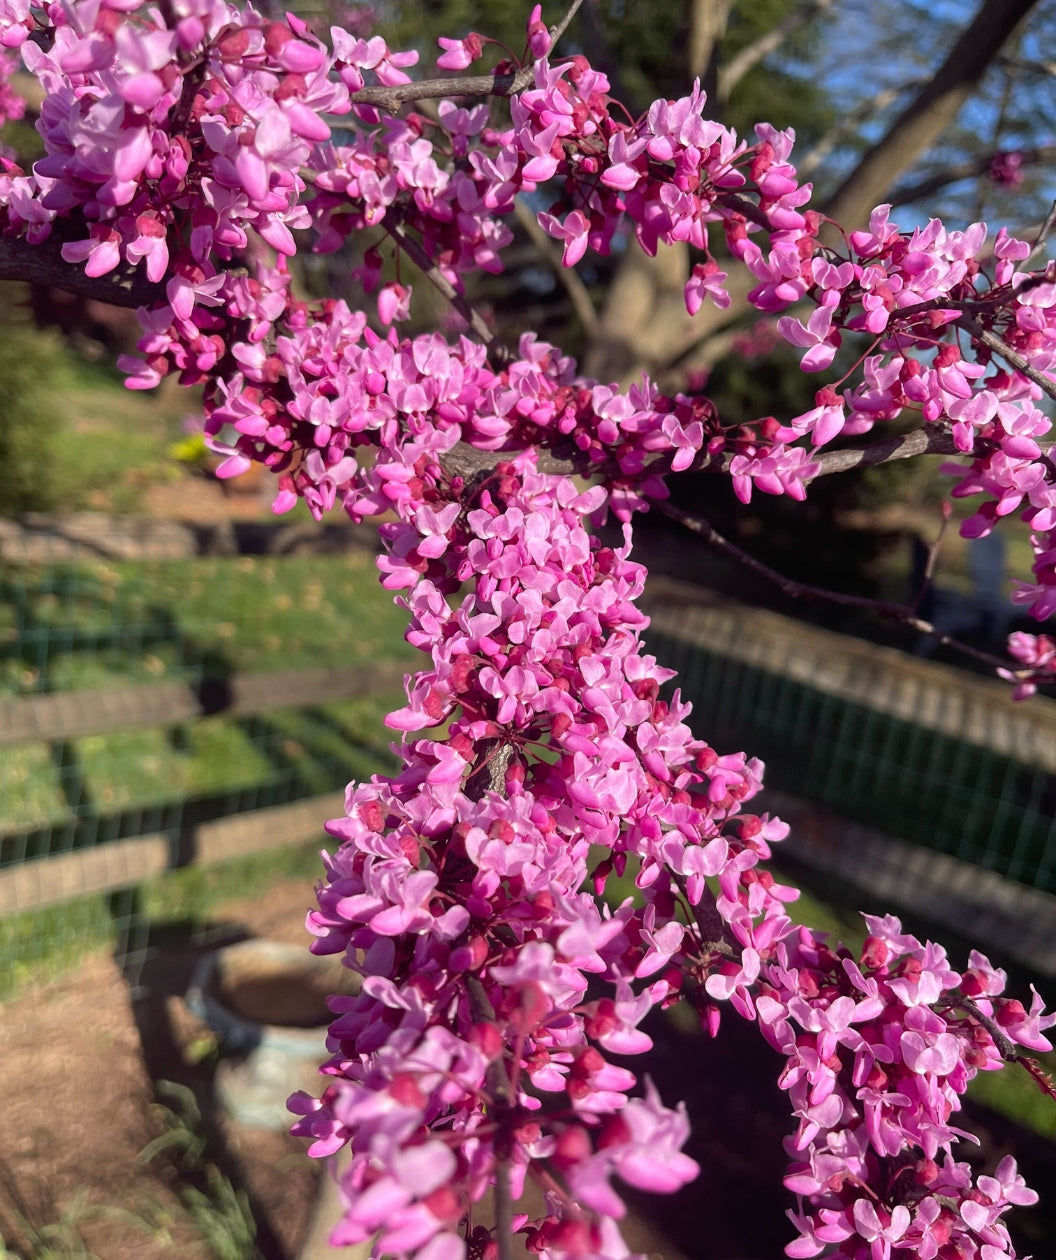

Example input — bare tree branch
[997,52,1056,79]
[717,0,837,103]
[549,0,587,50]
[888,143,1056,209]
[796,79,925,178]
[655,499,1038,678]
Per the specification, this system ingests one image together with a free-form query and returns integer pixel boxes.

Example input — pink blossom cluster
[291,457,750,1259]
[1,5,1055,1256]
[999,631,1056,701]
[761,918,1052,1260]
[128,263,719,520]
[0,0,352,269]
[290,448,1052,1260]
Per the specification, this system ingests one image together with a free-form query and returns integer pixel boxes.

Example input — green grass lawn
[0,549,417,831]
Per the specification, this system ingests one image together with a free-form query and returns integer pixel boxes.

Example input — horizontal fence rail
[0,661,407,746]
[0,791,346,917]
[5,538,1055,993]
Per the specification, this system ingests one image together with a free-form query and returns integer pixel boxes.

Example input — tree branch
[959,314,1056,401]
[717,0,836,103]
[348,68,534,114]
[821,0,1043,234]
[797,79,925,178]
[346,0,584,114]
[383,211,512,362]
[466,975,515,1260]
[888,143,1056,209]
[688,0,736,102]
[549,0,587,50]
[655,499,1038,678]
[0,232,163,309]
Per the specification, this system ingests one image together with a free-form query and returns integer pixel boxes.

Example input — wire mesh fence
[644,582,1056,898]
[0,521,414,992]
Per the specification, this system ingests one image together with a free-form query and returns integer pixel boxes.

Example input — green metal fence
[4,527,1055,994]
[644,585,1056,897]
[0,519,415,992]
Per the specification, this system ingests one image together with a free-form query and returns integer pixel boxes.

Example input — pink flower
[436,33,482,70]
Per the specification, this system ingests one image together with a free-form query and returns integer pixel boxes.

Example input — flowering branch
[0,233,164,308]
[348,68,534,113]
[3,5,1053,1258]
[959,313,1056,401]
[383,211,509,359]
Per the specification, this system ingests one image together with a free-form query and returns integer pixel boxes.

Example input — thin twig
[349,69,533,113]
[798,79,925,178]
[1027,199,1056,263]
[959,314,1056,402]
[912,503,951,611]
[655,499,1036,678]
[548,0,587,49]
[346,0,584,115]
[888,144,1056,209]
[383,211,512,362]
[466,975,515,1260]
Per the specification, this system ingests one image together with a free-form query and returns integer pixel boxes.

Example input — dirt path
[0,877,323,1260]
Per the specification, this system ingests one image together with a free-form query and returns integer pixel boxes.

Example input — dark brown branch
[444,423,1029,490]
[959,314,1056,401]
[912,503,950,610]
[808,427,968,477]
[939,995,1020,1060]
[655,499,1038,678]
[673,873,735,958]
[0,232,163,309]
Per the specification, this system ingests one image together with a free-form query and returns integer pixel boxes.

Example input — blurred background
[2,2,1056,1258]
